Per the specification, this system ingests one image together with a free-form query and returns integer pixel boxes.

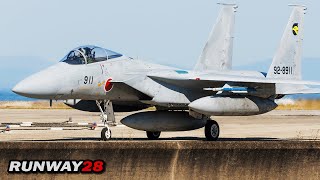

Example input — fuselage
[13,55,266,107]
[12,46,270,111]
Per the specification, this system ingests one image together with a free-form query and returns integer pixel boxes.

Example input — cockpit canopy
[60,46,123,65]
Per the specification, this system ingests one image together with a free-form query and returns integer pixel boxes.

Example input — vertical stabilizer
[267,5,306,80]
[194,3,237,71]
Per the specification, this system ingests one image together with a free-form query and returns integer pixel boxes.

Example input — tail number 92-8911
[274,66,293,75]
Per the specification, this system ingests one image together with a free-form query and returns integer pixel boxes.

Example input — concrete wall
[1,141,320,179]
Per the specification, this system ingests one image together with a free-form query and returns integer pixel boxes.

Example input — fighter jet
[12,4,320,141]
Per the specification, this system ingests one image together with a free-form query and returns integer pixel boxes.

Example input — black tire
[101,127,112,141]
[146,131,161,140]
[205,120,220,141]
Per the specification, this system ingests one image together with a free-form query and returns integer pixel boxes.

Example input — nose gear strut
[96,100,116,141]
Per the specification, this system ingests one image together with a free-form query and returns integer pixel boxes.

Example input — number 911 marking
[84,76,94,84]
[274,66,293,75]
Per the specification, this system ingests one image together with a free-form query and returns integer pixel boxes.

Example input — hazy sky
[1,0,320,89]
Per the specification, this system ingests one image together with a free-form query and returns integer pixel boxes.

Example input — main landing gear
[145,120,220,141]
[96,101,220,141]
[96,100,116,141]
[204,120,220,141]
[146,131,161,140]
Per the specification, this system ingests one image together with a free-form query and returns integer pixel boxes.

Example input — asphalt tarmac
[0,109,320,141]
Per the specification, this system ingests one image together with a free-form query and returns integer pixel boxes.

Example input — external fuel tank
[121,111,207,131]
[189,96,277,116]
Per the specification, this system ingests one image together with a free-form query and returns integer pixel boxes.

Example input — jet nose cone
[12,76,54,99]
[12,66,62,99]
[12,81,26,95]
[12,78,43,97]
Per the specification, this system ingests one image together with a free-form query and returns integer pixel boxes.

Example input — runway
[0,109,320,141]
[1,109,320,179]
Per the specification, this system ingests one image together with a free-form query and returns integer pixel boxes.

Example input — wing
[147,72,320,95]
[148,73,320,86]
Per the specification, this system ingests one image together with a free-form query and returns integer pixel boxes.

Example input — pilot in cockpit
[60,46,123,65]
[84,47,96,64]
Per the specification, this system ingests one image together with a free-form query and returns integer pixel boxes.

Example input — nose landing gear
[96,100,116,141]
[101,127,112,141]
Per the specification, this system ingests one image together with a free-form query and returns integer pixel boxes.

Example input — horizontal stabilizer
[276,85,320,95]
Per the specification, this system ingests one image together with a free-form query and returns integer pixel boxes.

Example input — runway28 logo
[7,160,106,174]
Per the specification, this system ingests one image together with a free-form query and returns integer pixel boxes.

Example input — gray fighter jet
[12,4,320,141]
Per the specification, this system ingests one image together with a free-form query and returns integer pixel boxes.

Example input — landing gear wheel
[101,127,112,141]
[146,131,161,140]
[205,120,219,141]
